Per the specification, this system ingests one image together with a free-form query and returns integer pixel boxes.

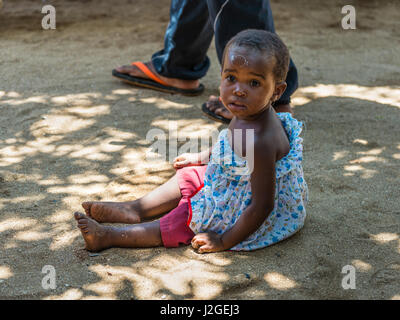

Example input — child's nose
[233,84,246,97]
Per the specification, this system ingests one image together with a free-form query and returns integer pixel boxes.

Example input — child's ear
[271,81,287,103]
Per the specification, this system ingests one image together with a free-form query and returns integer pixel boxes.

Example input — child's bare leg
[82,174,181,224]
[74,212,163,252]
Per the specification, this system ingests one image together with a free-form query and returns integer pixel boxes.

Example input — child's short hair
[223,29,290,83]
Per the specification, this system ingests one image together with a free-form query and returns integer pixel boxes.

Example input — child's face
[220,45,286,119]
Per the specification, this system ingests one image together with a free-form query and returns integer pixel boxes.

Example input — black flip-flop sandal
[201,102,231,124]
[112,62,204,96]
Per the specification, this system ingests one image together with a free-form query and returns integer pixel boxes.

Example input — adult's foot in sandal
[114,61,200,91]
[204,95,234,122]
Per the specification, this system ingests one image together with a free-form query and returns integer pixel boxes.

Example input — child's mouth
[228,102,247,111]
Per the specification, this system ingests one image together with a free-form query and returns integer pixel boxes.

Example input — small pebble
[89,253,100,257]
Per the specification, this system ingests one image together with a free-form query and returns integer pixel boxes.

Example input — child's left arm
[191,140,277,253]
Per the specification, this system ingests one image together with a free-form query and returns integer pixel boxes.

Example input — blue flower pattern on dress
[189,113,309,251]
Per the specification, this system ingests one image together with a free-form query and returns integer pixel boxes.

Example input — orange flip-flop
[112,62,205,96]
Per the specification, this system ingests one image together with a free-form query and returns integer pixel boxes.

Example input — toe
[214,107,224,115]
[206,96,222,111]
[74,211,87,220]
[81,202,93,215]
[206,101,217,111]
[78,221,88,228]
[78,223,88,230]
[115,64,135,74]
[114,65,127,73]
[214,106,224,115]
[215,106,233,119]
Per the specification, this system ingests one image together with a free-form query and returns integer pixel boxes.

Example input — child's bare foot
[114,61,200,90]
[82,201,141,224]
[74,212,112,252]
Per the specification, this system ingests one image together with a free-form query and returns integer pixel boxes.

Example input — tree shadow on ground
[1,85,399,299]
[1,0,399,300]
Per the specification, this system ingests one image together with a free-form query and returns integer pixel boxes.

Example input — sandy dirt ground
[0,0,399,300]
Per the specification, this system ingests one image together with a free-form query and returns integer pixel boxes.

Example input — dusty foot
[74,212,112,252]
[114,61,200,90]
[205,95,234,121]
[82,201,141,224]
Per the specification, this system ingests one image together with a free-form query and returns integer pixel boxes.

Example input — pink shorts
[159,165,207,248]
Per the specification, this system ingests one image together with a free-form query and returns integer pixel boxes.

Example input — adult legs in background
[113,0,213,91]
[113,0,298,116]
[205,0,298,117]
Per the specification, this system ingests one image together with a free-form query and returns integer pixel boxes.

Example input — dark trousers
[151,0,298,105]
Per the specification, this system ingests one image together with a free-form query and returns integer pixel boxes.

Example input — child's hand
[191,232,225,253]
[173,153,201,169]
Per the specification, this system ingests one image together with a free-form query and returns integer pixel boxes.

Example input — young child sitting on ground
[74,29,308,253]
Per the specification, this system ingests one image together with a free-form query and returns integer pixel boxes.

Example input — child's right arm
[173,147,212,169]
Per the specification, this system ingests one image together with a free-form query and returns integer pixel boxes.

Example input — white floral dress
[188,113,308,251]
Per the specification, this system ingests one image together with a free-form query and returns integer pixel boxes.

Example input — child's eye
[226,75,236,82]
[250,80,260,87]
